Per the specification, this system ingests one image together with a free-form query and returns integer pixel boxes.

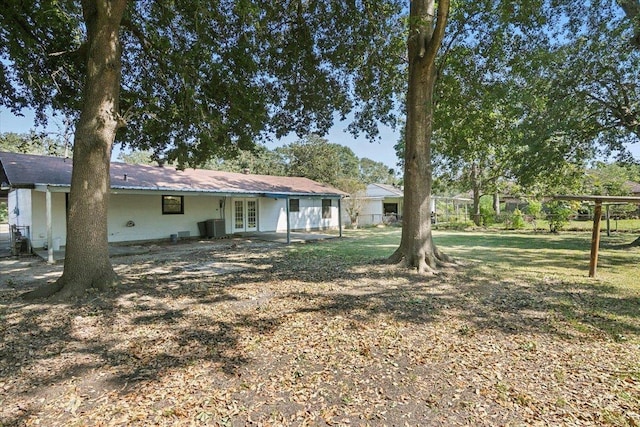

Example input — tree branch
[424,0,450,66]
[617,0,640,48]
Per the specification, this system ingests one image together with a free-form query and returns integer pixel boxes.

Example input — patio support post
[286,196,291,245]
[606,204,611,237]
[589,200,603,277]
[46,188,54,264]
[338,197,343,238]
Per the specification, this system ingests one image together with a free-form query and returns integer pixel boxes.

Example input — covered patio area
[32,231,341,263]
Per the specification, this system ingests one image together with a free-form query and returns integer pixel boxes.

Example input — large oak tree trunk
[388,0,450,273]
[24,0,126,300]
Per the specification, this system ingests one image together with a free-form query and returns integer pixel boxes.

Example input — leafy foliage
[275,134,361,189]
[1,1,406,167]
[206,145,287,176]
[544,200,579,233]
[359,157,398,185]
[117,150,154,165]
[0,132,70,156]
[584,162,638,196]
[508,208,526,230]
[0,201,7,222]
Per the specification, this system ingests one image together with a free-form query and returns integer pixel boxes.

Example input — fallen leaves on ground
[1,238,639,426]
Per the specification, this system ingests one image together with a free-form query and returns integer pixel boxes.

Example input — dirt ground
[0,237,639,426]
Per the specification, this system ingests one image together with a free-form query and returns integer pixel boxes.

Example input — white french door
[232,198,258,232]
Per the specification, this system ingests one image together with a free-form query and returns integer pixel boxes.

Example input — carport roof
[0,151,347,198]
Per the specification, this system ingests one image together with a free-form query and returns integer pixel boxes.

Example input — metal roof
[0,151,347,198]
[554,194,640,204]
[365,183,404,198]
[625,180,640,195]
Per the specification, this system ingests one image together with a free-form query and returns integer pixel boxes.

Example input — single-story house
[628,181,640,197]
[0,151,347,250]
[344,183,404,226]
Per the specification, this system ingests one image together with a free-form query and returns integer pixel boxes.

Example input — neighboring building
[625,181,640,216]
[0,151,346,250]
[626,181,640,197]
[344,183,404,227]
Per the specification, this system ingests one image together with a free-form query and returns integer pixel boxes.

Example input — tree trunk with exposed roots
[23,0,126,300]
[388,0,451,273]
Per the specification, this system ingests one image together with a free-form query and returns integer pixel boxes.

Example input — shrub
[525,200,542,219]
[434,220,475,230]
[510,208,526,230]
[480,204,496,226]
[544,201,576,233]
[0,201,7,223]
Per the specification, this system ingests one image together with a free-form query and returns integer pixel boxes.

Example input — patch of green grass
[287,227,640,342]
[286,227,401,264]
[289,228,640,292]
[434,230,640,291]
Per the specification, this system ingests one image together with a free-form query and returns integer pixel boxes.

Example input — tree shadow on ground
[1,233,639,425]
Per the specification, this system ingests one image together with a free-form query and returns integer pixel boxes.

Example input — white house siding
[259,198,287,232]
[359,198,384,226]
[8,189,32,229]
[8,190,67,248]
[343,186,404,227]
[30,191,67,248]
[288,198,340,231]
[239,197,341,233]
[10,188,341,247]
[107,193,223,243]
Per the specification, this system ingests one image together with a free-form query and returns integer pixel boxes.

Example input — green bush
[525,200,542,219]
[480,204,496,226]
[544,201,576,233]
[434,220,475,230]
[0,201,7,223]
[510,208,526,230]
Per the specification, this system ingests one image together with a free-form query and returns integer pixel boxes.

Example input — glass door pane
[234,200,244,230]
[247,200,257,230]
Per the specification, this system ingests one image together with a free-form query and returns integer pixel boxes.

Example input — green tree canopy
[359,157,397,185]
[276,134,361,190]
[206,145,287,176]
[1,0,407,298]
[0,131,70,156]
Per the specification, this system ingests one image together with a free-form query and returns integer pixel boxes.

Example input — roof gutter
[33,183,345,198]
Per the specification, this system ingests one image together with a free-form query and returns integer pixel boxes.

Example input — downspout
[46,187,53,264]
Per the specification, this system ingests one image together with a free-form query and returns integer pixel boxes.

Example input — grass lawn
[1,228,639,426]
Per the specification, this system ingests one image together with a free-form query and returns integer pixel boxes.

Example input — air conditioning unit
[213,219,226,238]
[206,219,227,238]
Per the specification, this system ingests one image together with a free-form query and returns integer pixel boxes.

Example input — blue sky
[0,107,402,169]
[2,106,638,168]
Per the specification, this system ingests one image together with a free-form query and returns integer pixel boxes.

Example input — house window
[322,199,332,219]
[383,203,398,215]
[289,198,300,212]
[162,195,184,214]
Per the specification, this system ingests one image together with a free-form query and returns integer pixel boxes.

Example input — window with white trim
[162,195,184,214]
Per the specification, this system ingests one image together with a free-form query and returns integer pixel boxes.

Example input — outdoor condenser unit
[213,219,226,238]
[205,219,227,238]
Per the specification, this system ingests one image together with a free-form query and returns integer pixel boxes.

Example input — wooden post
[46,188,54,264]
[589,201,603,277]
[338,197,343,238]
[286,196,291,245]
[606,204,610,237]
